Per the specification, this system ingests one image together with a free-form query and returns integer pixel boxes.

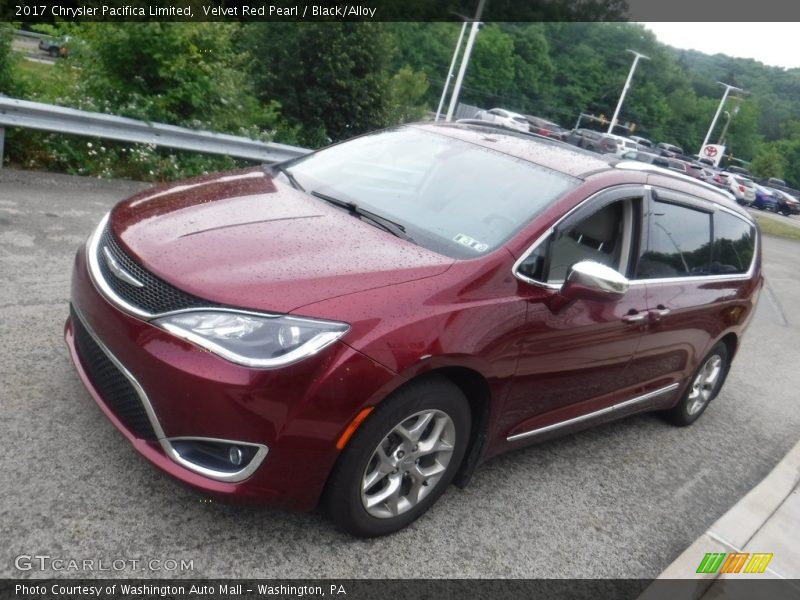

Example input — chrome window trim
[512,184,759,290]
[72,305,269,483]
[506,382,679,443]
[512,184,647,290]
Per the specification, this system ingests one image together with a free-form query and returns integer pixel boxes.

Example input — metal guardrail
[0,96,311,168]
[13,29,48,40]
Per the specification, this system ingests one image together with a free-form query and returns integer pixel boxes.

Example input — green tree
[245,23,391,147]
[507,23,555,113]
[461,24,516,107]
[7,23,276,180]
[385,22,461,108]
[74,23,272,134]
[749,143,787,179]
[386,65,429,124]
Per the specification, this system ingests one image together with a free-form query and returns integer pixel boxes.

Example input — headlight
[153,310,349,368]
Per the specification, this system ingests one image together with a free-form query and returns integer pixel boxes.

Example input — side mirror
[561,261,629,302]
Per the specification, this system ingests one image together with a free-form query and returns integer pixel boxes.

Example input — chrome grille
[96,225,213,315]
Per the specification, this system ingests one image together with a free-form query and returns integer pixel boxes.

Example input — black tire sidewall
[325,377,471,537]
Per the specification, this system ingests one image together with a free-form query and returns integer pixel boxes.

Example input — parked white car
[606,134,640,157]
[629,135,653,149]
[474,108,531,133]
[723,173,756,205]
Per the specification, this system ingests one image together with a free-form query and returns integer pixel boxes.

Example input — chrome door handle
[650,307,671,319]
[622,312,648,324]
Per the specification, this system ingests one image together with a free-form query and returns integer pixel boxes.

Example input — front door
[501,187,649,441]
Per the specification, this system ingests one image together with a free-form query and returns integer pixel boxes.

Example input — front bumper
[66,245,398,509]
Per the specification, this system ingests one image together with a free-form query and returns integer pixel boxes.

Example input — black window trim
[629,186,758,285]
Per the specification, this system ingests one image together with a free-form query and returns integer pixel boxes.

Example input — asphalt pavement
[1,168,798,579]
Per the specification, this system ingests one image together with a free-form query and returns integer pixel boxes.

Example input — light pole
[699,82,743,154]
[718,103,740,147]
[445,0,486,122]
[435,22,468,122]
[607,50,649,134]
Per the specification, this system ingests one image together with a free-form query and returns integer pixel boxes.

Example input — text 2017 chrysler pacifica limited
[66,123,761,536]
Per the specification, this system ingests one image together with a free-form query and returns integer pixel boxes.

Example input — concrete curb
[640,439,800,599]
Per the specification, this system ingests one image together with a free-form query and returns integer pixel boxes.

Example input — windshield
[283,127,578,259]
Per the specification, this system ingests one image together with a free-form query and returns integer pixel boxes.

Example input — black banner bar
[2,579,800,600]
[6,0,800,23]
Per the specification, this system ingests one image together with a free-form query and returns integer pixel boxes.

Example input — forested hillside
[3,21,799,184]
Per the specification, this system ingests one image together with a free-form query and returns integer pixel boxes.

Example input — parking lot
[1,167,799,579]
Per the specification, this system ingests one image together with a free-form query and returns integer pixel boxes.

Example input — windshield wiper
[310,191,413,242]
[270,163,304,191]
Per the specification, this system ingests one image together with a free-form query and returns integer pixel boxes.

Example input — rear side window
[712,212,756,274]
[637,201,712,278]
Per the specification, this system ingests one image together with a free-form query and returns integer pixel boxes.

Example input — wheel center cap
[399,456,416,470]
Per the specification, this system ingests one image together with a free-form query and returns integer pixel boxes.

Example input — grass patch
[12,55,76,101]
[753,214,800,242]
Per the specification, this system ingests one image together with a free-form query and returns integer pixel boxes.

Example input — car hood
[109,168,453,313]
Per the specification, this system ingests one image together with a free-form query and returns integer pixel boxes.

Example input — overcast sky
[641,23,800,70]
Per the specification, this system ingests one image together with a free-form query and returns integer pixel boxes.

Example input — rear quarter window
[712,211,756,274]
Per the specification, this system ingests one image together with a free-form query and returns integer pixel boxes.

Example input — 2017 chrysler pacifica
[66,123,761,536]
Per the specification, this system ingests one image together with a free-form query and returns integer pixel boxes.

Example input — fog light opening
[168,438,265,478]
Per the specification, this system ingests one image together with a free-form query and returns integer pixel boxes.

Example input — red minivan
[66,123,762,536]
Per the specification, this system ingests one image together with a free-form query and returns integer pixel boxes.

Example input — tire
[664,342,729,427]
[48,47,58,58]
[325,376,471,537]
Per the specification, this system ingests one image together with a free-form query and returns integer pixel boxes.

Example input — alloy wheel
[360,409,456,519]
[686,354,723,415]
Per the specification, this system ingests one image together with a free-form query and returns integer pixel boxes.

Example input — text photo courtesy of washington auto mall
[1,1,800,599]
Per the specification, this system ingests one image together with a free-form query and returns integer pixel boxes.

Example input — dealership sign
[701,144,726,167]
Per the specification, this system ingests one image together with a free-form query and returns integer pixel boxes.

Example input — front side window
[636,201,712,279]
[517,197,639,284]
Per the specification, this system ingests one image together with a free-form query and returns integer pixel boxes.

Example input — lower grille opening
[71,306,158,441]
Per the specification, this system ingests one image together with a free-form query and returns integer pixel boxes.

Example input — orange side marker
[336,407,374,450]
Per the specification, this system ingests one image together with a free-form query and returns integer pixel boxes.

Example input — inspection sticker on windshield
[453,233,489,253]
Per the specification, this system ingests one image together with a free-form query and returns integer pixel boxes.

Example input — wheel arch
[717,330,739,363]
[423,366,492,488]
[325,365,494,500]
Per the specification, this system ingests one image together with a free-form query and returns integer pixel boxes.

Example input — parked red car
[66,124,762,537]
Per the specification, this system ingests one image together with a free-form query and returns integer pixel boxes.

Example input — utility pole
[607,50,649,134]
[445,0,486,122]
[435,22,468,122]
[700,82,743,154]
